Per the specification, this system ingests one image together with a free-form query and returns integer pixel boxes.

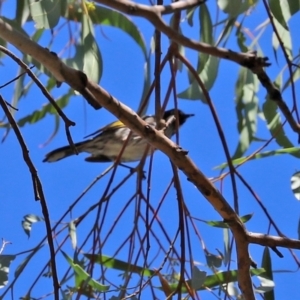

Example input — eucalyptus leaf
[0,255,16,289]
[30,0,61,29]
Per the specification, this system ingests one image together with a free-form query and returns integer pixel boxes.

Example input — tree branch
[0,95,60,300]
[0,16,264,300]
[248,232,300,250]
[95,1,300,141]
[95,0,269,69]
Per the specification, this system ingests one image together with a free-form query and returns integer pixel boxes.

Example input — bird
[43,109,194,163]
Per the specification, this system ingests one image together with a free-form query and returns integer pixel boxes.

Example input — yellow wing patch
[84,120,125,138]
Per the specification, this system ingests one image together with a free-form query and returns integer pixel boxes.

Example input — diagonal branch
[0,15,257,299]
[248,232,300,249]
[95,0,300,141]
[0,95,60,300]
[95,0,269,69]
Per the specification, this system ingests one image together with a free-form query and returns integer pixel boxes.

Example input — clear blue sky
[1,1,300,299]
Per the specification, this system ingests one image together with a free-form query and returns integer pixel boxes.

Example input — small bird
[43,109,194,163]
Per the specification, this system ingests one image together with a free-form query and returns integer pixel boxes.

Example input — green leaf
[81,14,102,84]
[177,55,219,101]
[191,266,206,290]
[263,97,300,157]
[65,4,146,58]
[261,247,273,279]
[236,22,249,52]
[282,64,300,92]
[16,91,71,128]
[84,253,155,277]
[62,251,110,292]
[186,6,197,27]
[15,0,30,25]
[204,268,265,289]
[269,0,289,29]
[199,4,213,46]
[232,67,259,160]
[178,4,219,102]
[30,0,61,29]
[92,6,146,57]
[0,255,16,289]
[288,0,300,15]
[259,247,275,299]
[216,18,236,47]
[217,0,258,17]
[271,16,292,58]
[167,268,265,293]
[206,213,253,228]
[216,147,300,169]
[10,65,42,113]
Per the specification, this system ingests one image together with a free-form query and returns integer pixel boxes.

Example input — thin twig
[261,0,299,122]
[0,95,60,300]
[95,0,269,68]
[0,45,77,149]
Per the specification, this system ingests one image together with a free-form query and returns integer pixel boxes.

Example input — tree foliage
[0,0,300,299]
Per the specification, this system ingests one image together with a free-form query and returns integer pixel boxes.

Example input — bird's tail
[43,141,86,162]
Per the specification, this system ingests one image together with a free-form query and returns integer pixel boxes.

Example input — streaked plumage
[43,109,193,163]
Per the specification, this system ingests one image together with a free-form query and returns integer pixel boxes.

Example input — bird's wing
[84,120,125,138]
[85,155,112,162]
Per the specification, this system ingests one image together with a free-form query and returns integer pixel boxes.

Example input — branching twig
[95,0,269,68]
[0,46,77,150]
[0,95,60,300]
[1,10,298,299]
[0,16,256,299]
[261,0,299,122]
[0,238,12,254]
[251,64,300,140]
[247,232,300,250]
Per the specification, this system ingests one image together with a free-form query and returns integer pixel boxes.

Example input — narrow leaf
[232,67,259,160]
[16,92,71,128]
[69,221,77,249]
[166,268,265,293]
[206,213,253,228]
[269,0,288,30]
[216,147,300,169]
[260,247,275,300]
[263,96,300,157]
[81,14,102,84]
[178,4,219,102]
[84,253,155,277]
[62,251,110,292]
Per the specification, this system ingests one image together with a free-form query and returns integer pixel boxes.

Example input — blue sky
[1,1,300,299]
